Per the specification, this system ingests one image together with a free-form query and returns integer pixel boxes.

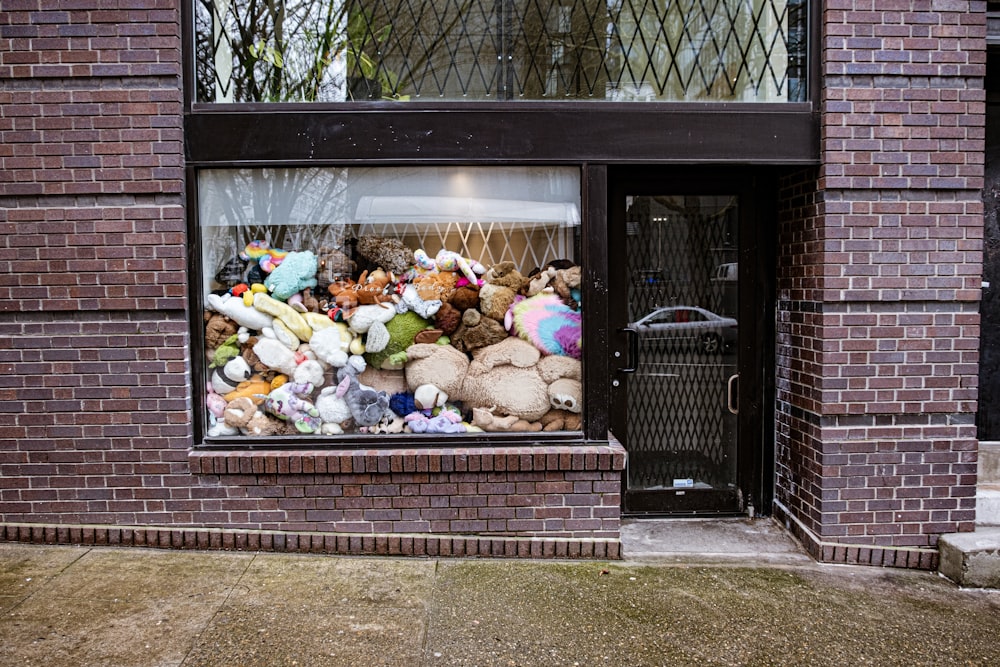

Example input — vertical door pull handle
[619,328,638,374]
[727,373,739,414]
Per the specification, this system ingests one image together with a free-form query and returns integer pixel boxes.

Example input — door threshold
[619,516,810,563]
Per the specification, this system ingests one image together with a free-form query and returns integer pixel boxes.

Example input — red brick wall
[0,2,624,557]
[774,2,985,565]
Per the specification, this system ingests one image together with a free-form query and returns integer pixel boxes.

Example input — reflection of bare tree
[194,0,804,103]
[200,168,351,273]
[195,0,348,102]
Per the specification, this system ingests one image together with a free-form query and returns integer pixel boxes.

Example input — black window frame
[182,0,820,449]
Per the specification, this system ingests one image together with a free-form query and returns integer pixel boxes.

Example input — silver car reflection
[631,306,737,354]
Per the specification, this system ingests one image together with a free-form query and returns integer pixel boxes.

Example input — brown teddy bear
[205,312,238,350]
[451,309,509,353]
[354,269,394,305]
[539,408,582,431]
[471,407,542,432]
[449,282,481,312]
[413,270,458,303]
[478,261,525,322]
[223,396,285,436]
[434,301,462,335]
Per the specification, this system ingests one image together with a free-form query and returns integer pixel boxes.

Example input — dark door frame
[607,166,777,517]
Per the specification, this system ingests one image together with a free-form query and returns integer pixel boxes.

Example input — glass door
[609,171,769,515]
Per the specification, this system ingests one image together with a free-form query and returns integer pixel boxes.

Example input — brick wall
[0,2,624,558]
[773,2,986,566]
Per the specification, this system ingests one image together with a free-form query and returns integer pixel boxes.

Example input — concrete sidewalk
[1,522,999,666]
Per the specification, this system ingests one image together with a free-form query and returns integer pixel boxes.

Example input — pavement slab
[0,533,999,667]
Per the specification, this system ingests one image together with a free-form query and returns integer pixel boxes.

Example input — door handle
[619,327,638,374]
[727,373,739,414]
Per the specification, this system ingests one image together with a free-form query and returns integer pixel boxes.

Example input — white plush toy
[206,292,273,332]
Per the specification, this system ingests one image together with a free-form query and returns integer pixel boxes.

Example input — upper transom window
[194,0,808,103]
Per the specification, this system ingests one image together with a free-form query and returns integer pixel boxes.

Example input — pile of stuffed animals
[204,236,584,437]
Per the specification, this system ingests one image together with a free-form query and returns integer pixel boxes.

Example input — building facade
[0,1,988,569]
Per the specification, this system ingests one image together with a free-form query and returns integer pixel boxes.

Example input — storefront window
[199,166,583,439]
[194,0,807,103]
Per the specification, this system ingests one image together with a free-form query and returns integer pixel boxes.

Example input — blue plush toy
[264,251,318,301]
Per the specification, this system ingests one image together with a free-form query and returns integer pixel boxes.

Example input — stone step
[980,441,1000,485]
[938,527,1000,588]
[978,484,1000,526]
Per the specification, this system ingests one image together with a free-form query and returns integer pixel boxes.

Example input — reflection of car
[631,306,738,354]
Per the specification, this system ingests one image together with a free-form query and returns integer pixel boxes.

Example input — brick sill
[189,439,626,476]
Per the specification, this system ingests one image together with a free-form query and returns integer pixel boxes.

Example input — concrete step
[938,527,1000,588]
[978,484,1000,527]
[980,441,1000,485]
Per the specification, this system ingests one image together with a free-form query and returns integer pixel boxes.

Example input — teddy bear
[205,312,238,350]
[471,407,542,432]
[449,281,481,312]
[327,278,362,313]
[525,263,582,310]
[305,324,351,368]
[206,384,228,420]
[478,261,527,322]
[264,250,318,301]
[223,396,286,436]
[450,308,509,354]
[433,301,462,335]
[401,336,582,423]
[262,381,322,433]
[539,408,582,432]
[356,236,413,275]
[354,269,395,305]
[526,265,558,297]
[396,342,468,400]
[411,270,458,303]
[555,266,582,311]
[346,303,397,334]
[208,333,242,369]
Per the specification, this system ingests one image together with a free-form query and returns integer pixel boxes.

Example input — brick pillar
[0,3,190,521]
[775,2,986,567]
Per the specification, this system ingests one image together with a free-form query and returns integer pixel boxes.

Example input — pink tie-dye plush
[510,293,582,359]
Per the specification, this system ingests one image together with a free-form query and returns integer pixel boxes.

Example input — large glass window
[195,0,807,103]
[199,167,583,439]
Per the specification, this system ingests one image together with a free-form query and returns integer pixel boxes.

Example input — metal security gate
[609,168,772,515]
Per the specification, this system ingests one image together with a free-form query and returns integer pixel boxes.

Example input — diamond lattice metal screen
[195,0,807,103]
[625,196,738,491]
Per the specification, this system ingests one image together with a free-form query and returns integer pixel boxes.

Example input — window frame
[182,1,819,449]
